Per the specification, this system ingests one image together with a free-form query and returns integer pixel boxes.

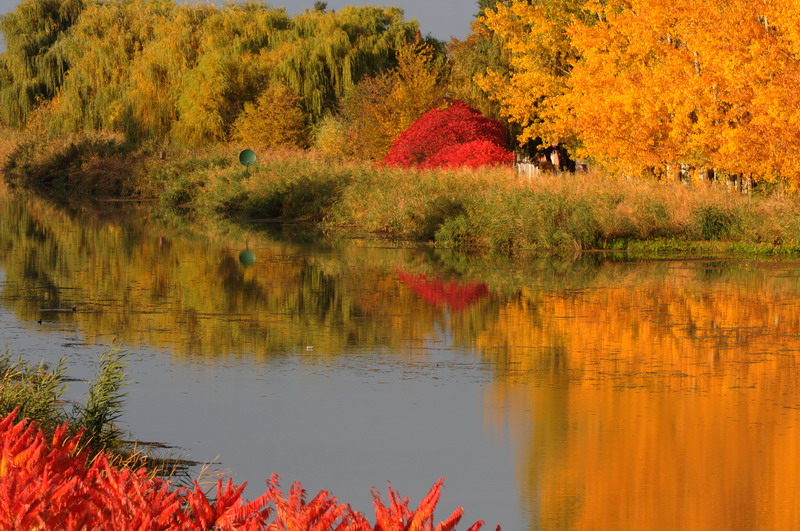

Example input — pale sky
[0,0,478,51]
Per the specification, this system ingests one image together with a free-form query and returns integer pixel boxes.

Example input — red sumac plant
[383,101,513,169]
[0,410,497,530]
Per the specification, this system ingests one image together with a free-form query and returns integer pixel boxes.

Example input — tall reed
[0,348,128,449]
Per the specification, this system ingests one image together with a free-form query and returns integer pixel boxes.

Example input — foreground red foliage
[397,272,490,312]
[383,101,513,169]
[0,410,496,530]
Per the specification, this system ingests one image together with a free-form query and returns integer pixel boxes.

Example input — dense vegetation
[6,139,800,252]
[0,410,490,529]
[3,0,800,183]
[2,0,800,247]
[0,0,424,144]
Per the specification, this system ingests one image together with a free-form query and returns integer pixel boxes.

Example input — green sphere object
[239,248,256,266]
[239,149,257,167]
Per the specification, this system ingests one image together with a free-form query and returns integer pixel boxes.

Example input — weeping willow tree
[172,2,289,143]
[45,0,181,134]
[0,0,85,127]
[174,4,417,142]
[1,0,419,145]
[266,6,417,123]
[122,5,213,144]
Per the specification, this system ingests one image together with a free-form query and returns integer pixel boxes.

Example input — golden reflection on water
[3,194,800,529]
[481,268,800,530]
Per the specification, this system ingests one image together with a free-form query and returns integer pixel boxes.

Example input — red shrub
[383,101,512,168]
[0,410,497,530]
[423,140,516,169]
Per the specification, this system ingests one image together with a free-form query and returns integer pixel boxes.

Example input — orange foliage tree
[316,42,449,161]
[232,85,308,149]
[480,0,800,186]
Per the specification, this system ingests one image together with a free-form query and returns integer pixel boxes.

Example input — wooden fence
[516,162,540,179]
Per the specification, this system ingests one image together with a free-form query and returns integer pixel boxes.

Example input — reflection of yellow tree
[480,266,800,529]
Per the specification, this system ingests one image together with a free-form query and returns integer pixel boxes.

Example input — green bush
[693,205,740,240]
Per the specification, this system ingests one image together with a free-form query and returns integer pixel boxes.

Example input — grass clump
[0,348,127,451]
[692,205,742,240]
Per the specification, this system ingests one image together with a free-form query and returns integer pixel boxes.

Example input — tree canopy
[0,0,419,145]
[480,0,800,186]
[0,0,85,127]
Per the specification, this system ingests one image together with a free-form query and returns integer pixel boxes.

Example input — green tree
[266,6,418,124]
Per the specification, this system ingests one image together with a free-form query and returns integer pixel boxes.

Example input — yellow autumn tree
[232,84,308,148]
[561,0,800,182]
[482,0,800,187]
[477,0,590,148]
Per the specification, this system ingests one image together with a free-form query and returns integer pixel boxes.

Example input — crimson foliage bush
[423,140,515,169]
[383,101,513,169]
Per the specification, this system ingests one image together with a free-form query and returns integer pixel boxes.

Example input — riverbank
[4,133,800,253]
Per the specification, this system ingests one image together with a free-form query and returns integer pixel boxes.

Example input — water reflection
[482,271,800,529]
[2,193,800,529]
[0,196,483,358]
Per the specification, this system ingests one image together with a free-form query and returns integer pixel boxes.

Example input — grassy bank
[5,134,800,253]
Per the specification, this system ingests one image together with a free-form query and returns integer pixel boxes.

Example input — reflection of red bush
[397,271,489,311]
[383,101,513,169]
[0,410,494,530]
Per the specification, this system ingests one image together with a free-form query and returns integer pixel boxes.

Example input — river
[2,192,800,529]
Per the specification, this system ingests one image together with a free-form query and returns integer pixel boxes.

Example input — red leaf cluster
[0,409,271,530]
[424,141,516,169]
[0,410,498,530]
[397,272,490,312]
[383,101,513,169]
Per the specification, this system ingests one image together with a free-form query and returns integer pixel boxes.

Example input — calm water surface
[2,193,800,530]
